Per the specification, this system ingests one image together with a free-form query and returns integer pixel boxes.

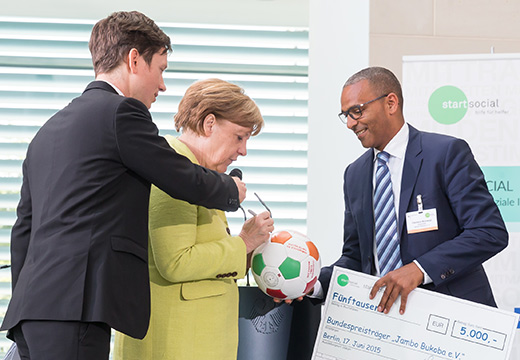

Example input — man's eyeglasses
[338,94,388,124]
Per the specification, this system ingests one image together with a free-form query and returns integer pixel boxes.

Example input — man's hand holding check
[369,262,424,315]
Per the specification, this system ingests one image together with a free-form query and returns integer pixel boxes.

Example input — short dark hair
[89,11,172,75]
[344,67,404,112]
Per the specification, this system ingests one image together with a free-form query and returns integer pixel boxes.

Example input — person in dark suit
[0,11,250,360]
[316,66,508,315]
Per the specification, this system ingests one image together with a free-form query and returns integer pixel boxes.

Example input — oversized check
[312,267,519,360]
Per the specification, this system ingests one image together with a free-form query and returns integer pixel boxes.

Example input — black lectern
[237,286,320,360]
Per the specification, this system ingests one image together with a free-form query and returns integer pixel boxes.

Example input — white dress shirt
[372,123,408,276]
[372,123,431,283]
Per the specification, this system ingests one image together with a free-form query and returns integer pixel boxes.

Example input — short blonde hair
[174,78,264,136]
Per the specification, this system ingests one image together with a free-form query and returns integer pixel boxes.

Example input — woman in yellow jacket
[114,78,273,359]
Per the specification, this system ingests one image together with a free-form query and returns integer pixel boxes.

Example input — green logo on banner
[428,86,468,124]
[337,274,349,287]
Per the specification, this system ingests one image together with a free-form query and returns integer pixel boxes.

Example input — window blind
[0,16,309,354]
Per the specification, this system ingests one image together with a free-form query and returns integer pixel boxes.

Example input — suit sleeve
[10,159,32,288]
[318,164,363,298]
[415,138,508,286]
[114,98,239,211]
[148,185,247,283]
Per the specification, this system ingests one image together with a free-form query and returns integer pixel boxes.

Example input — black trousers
[11,320,111,360]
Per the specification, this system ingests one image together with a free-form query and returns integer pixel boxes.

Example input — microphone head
[229,168,242,180]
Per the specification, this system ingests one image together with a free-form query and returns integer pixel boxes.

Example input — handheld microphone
[229,168,242,180]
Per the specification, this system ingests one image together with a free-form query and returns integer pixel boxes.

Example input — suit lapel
[356,149,376,246]
[399,125,423,239]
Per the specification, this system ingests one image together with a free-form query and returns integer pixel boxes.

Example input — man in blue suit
[317,66,508,315]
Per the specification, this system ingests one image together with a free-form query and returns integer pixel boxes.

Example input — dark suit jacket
[320,125,508,306]
[1,81,240,339]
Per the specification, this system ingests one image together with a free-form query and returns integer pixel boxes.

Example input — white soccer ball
[251,230,321,300]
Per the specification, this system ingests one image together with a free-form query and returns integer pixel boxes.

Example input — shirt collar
[373,123,409,161]
[98,79,125,96]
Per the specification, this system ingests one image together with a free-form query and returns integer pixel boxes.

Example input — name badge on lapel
[406,195,438,234]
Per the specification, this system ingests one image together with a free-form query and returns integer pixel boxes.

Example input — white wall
[1,0,308,27]
[370,0,520,81]
[307,0,369,265]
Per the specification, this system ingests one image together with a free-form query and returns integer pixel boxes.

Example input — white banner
[402,53,520,358]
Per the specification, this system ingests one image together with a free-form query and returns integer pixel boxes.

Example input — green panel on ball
[252,254,266,276]
[279,257,300,279]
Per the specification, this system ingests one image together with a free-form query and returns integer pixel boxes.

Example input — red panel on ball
[267,288,287,299]
[304,276,318,294]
